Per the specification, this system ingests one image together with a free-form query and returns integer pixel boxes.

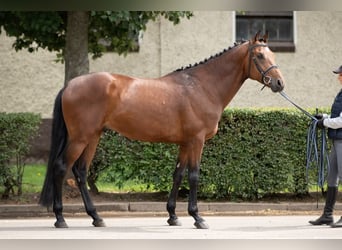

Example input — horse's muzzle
[270,78,284,92]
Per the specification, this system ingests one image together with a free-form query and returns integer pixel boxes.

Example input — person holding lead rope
[309,65,342,228]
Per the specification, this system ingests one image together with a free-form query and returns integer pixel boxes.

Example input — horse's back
[61,71,220,144]
[61,72,181,141]
[104,74,190,142]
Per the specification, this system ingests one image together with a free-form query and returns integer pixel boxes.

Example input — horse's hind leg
[53,142,86,228]
[53,155,69,228]
[72,137,105,227]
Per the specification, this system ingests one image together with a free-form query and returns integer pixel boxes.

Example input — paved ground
[2,201,342,250]
[1,215,342,239]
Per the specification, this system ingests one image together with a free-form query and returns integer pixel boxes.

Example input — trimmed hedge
[90,108,329,200]
[0,109,327,200]
[0,112,41,197]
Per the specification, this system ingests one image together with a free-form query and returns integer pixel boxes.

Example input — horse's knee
[172,161,186,181]
[188,168,199,186]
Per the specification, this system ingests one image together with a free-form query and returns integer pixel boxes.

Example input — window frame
[235,11,295,52]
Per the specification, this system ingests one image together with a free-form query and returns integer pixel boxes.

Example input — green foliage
[0,11,193,60]
[90,108,328,200]
[0,12,66,53]
[0,113,41,198]
[199,109,306,199]
[89,130,178,192]
[89,11,192,58]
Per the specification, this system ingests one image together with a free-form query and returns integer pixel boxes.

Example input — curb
[1,202,339,218]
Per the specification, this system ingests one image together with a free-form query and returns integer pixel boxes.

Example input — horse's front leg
[167,160,186,226]
[188,165,209,229]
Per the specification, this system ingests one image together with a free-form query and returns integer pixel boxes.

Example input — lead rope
[279,91,330,207]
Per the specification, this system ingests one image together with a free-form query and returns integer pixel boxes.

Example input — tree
[0,11,193,194]
[0,11,193,85]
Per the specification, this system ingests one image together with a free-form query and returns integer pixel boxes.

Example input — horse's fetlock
[167,202,176,214]
[188,205,198,217]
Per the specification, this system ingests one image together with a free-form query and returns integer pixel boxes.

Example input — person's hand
[316,118,325,129]
[314,113,323,120]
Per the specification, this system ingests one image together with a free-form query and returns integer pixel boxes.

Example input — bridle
[247,42,279,89]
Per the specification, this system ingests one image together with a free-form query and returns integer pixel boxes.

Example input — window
[236,11,295,52]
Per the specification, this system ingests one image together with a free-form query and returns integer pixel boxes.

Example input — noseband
[247,43,278,88]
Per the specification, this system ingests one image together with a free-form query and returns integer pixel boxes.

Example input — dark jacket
[328,89,342,139]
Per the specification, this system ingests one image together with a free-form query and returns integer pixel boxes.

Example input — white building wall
[229,11,342,109]
[0,11,341,118]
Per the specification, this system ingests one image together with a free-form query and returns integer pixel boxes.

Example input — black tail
[39,88,68,207]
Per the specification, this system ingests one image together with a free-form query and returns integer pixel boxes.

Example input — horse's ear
[254,30,261,42]
[263,31,269,43]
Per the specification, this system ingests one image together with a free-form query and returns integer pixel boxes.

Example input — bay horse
[39,32,285,229]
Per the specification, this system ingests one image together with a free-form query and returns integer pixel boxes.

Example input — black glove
[316,118,325,129]
[314,114,323,120]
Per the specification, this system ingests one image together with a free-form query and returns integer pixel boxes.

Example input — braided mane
[174,40,246,72]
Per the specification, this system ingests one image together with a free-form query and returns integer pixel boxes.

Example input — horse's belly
[107,113,182,143]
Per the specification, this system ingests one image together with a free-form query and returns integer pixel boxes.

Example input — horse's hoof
[167,218,182,226]
[54,221,68,228]
[194,220,209,229]
[93,219,106,227]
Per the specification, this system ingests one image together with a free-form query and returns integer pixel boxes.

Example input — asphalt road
[1,215,342,239]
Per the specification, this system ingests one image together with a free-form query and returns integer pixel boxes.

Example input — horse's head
[246,31,285,92]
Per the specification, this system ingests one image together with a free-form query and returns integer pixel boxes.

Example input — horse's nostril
[277,79,283,87]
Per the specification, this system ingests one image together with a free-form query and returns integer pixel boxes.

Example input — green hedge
[0,109,327,200]
[0,112,41,198]
[90,108,329,200]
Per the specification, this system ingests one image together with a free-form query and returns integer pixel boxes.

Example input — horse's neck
[193,43,249,110]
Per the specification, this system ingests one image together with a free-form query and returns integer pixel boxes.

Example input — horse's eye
[257,53,264,60]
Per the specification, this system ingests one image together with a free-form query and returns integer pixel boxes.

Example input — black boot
[309,186,338,226]
[331,216,342,228]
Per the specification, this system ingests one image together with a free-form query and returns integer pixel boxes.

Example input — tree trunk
[63,11,90,196]
[64,11,90,86]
